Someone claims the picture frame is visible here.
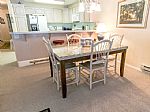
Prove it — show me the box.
[117,0,150,28]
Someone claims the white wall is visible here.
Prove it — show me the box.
[97,0,150,69]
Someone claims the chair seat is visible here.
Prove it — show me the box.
[80,60,105,70]
[57,62,76,69]
[108,55,116,61]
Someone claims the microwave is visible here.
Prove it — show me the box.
[72,13,80,22]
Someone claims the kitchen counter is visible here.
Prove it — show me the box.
[10,30,96,67]
[10,30,96,35]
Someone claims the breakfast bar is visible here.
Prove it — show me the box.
[10,30,96,67]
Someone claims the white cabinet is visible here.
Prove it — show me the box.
[15,17,28,32]
[7,3,28,32]
[84,12,90,22]
[12,4,25,16]
[45,8,54,23]
[25,7,45,14]
[63,8,69,23]
[53,9,63,23]
[25,7,36,14]
[34,8,45,14]
[25,7,63,23]
[69,4,91,22]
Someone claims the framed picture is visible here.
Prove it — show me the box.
[117,0,150,28]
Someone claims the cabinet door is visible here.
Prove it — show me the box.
[25,7,36,14]
[15,17,28,32]
[84,12,90,22]
[53,9,63,23]
[35,8,45,14]
[63,8,69,23]
[12,4,25,16]
[70,6,80,22]
[45,8,54,23]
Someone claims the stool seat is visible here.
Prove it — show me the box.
[53,40,64,45]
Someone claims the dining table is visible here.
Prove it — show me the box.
[50,45,128,98]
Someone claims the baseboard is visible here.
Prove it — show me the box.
[17,57,49,67]
[117,60,141,72]
[125,63,141,72]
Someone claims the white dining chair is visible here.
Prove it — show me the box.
[42,37,79,91]
[79,40,113,89]
[80,37,94,47]
[108,34,124,74]
[66,34,82,46]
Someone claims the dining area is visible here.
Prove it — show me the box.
[42,33,128,98]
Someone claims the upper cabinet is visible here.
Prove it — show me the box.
[7,3,28,32]
[53,9,63,23]
[63,8,69,23]
[25,7,36,14]
[12,4,25,16]
[25,7,63,23]
[34,8,45,14]
[45,8,54,23]
[25,7,45,14]
[69,4,91,22]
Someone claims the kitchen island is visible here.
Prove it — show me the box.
[10,30,96,67]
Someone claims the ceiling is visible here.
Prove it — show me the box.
[11,0,78,5]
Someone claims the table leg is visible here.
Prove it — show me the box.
[49,56,53,77]
[120,50,127,77]
[60,61,67,98]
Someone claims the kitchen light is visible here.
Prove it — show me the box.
[34,0,64,5]
[79,0,101,13]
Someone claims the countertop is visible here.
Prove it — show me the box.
[10,30,96,35]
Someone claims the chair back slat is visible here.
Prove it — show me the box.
[90,40,113,69]
[66,34,82,46]
[109,34,124,48]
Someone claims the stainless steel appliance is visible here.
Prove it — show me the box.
[26,14,48,31]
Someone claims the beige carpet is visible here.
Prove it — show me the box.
[0,51,150,112]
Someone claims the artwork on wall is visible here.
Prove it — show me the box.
[0,17,5,24]
[117,0,149,28]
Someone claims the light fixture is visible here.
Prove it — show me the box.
[34,0,64,5]
[79,0,101,13]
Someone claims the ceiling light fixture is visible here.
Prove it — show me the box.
[34,0,64,5]
[79,0,101,13]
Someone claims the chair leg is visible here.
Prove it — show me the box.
[79,65,81,83]
[89,71,93,90]
[52,68,55,83]
[104,64,107,84]
[75,68,79,86]
[114,54,118,74]
[57,71,60,91]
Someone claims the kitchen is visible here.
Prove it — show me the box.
[8,0,98,32]
[7,0,99,67]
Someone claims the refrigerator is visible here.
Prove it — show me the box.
[26,14,48,31]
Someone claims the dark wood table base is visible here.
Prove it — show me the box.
[50,47,128,98]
